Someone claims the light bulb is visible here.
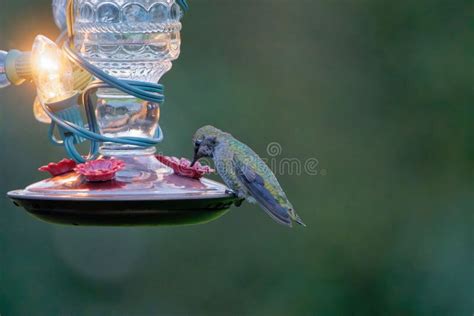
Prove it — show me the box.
[31,35,84,144]
[33,64,92,124]
[32,35,74,104]
[0,36,92,125]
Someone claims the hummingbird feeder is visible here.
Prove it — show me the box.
[3,0,238,226]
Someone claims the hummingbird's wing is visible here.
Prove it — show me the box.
[233,157,292,227]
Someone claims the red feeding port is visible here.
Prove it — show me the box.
[39,159,77,177]
[75,159,125,182]
[156,154,214,179]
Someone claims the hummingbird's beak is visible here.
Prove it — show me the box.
[191,147,199,167]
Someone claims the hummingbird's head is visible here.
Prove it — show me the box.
[191,125,224,166]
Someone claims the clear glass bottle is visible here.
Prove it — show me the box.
[73,0,182,155]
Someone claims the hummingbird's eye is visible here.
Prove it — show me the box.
[195,139,202,147]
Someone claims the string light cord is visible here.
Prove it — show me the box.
[63,44,166,104]
[177,0,189,12]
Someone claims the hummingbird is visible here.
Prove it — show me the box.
[191,125,305,227]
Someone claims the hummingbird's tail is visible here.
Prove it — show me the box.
[290,209,306,227]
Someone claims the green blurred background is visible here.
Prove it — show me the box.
[1,0,474,315]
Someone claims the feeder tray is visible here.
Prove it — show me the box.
[8,155,238,226]
[3,0,240,227]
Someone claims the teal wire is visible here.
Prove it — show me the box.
[64,45,165,104]
[177,0,189,11]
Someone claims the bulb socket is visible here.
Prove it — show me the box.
[5,50,32,85]
[45,92,85,144]
[45,92,80,113]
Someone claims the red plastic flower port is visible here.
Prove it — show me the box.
[75,159,125,182]
[156,154,214,179]
[39,159,77,177]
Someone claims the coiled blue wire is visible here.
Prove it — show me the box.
[177,0,189,12]
[63,45,166,105]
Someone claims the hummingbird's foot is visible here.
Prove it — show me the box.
[224,189,244,207]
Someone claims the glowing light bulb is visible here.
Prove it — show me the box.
[33,65,92,124]
[32,35,74,104]
[31,35,84,144]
